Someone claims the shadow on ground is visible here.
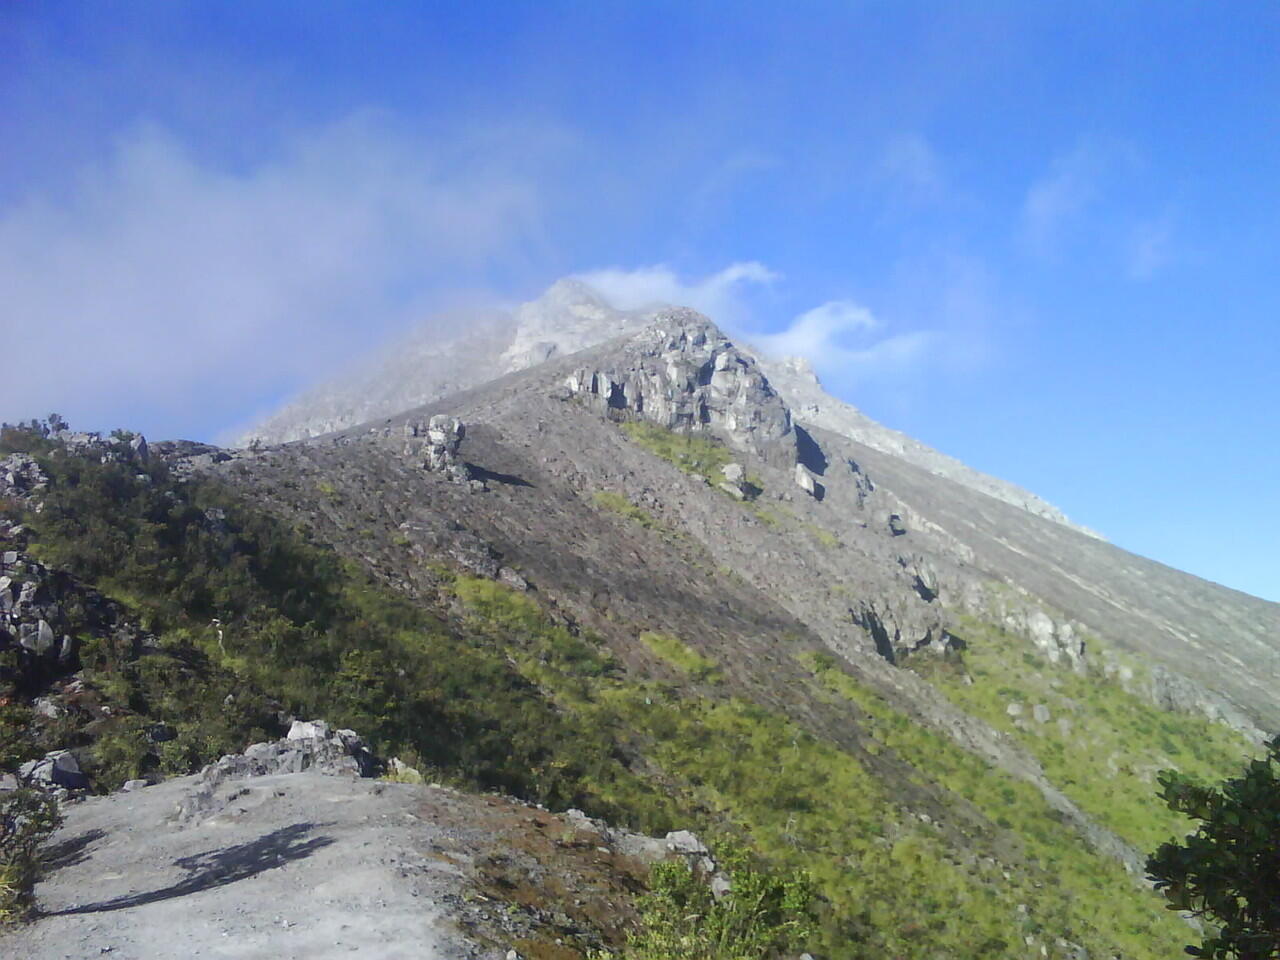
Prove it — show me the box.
[47,822,334,916]
[41,829,107,871]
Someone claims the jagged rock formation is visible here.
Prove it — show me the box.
[563,310,792,457]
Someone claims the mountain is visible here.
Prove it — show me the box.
[3,302,1278,958]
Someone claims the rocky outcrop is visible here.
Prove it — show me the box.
[851,596,953,664]
[1,453,49,498]
[1,549,89,686]
[403,414,476,485]
[564,310,793,458]
[178,719,377,823]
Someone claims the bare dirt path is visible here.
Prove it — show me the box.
[1,773,480,959]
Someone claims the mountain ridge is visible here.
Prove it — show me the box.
[237,278,1097,538]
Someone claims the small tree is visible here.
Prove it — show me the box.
[1147,736,1280,959]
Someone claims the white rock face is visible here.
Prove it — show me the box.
[794,463,817,496]
[563,310,792,456]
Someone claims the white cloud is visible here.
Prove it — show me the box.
[753,300,935,386]
[0,113,551,438]
[575,261,780,326]
[576,264,945,394]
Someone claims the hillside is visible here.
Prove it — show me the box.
[2,308,1278,958]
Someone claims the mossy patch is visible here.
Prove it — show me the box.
[592,491,660,530]
[638,632,718,681]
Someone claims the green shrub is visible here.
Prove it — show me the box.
[0,788,62,925]
[603,844,815,960]
[1147,736,1280,960]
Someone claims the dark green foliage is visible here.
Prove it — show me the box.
[0,788,63,923]
[1147,737,1280,959]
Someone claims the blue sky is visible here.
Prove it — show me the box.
[2,2,1278,601]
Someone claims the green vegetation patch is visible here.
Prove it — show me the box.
[800,651,1192,959]
[638,631,718,681]
[619,422,735,479]
[912,616,1259,854]
[592,491,660,530]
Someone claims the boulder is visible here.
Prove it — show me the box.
[288,719,332,741]
[180,723,378,822]
[21,750,90,790]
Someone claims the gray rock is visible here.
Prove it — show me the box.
[718,481,746,500]
[710,874,733,901]
[180,723,378,822]
[721,462,744,484]
[19,620,58,656]
[794,464,816,496]
[564,311,793,458]
[288,719,332,741]
[22,750,90,790]
[121,779,150,792]
[1006,702,1024,718]
[2,551,16,566]
[664,829,709,855]
[1032,704,1051,724]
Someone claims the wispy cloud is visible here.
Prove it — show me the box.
[0,113,556,438]
[753,300,935,387]
[877,133,945,205]
[1019,139,1175,278]
[575,262,780,326]
[1125,215,1175,280]
[1020,143,1107,256]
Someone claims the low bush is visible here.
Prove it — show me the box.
[0,788,62,925]
[602,843,815,960]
